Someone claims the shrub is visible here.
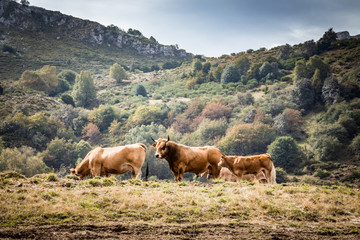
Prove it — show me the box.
[18,65,58,95]
[134,84,147,97]
[45,173,58,182]
[74,140,92,159]
[132,105,165,126]
[82,123,101,144]
[88,105,117,131]
[0,146,49,177]
[60,94,75,107]
[349,135,360,159]
[267,136,304,173]
[275,167,289,183]
[218,123,276,155]
[57,70,77,84]
[43,137,76,170]
[110,63,128,83]
[221,64,240,83]
[200,101,232,120]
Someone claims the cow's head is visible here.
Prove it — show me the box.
[218,154,227,167]
[152,136,170,159]
[70,168,78,176]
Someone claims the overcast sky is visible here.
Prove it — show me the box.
[29,0,360,57]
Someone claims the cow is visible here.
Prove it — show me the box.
[151,137,222,182]
[218,153,276,184]
[219,167,267,183]
[70,143,149,180]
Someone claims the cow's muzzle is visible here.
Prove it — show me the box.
[155,153,161,158]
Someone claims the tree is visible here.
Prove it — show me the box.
[72,71,96,108]
[220,64,240,83]
[317,28,337,53]
[267,136,304,173]
[191,59,202,75]
[277,44,292,60]
[322,76,344,106]
[274,109,303,138]
[299,40,317,59]
[135,84,147,97]
[43,137,76,169]
[110,63,128,83]
[234,55,250,76]
[292,78,315,111]
[60,94,75,107]
[202,62,211,74]
[212,64,225,82]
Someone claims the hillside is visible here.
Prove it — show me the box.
[0,1,360,188]
[0,0,192,81]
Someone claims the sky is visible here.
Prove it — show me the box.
[29,0,360,57]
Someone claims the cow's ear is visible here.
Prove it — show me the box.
[152,142,156,147]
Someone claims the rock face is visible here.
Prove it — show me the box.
[0,0,191,59]
[336,31,350,40]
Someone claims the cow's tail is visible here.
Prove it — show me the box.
[266,153,276,184]
[270,161,277,184]
[138,143,149,181]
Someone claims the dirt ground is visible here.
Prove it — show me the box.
[0,222,359,240]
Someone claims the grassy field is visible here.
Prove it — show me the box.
[0,172,359,239]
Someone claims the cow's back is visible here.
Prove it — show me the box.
[99,144,145,170]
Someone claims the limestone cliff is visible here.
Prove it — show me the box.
[0,0,191,59]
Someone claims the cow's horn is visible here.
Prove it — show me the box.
[151,137,156,142]
[167,135,170,141]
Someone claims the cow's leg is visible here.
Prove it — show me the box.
[133,167,142,179]
[209,163,221,179]
[263,169,271,184]
[92,163,102,177]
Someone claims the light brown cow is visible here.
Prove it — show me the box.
[70,143,149,180]
[219,167,267,183]
[218,153,276,184]
[152,137,222,182]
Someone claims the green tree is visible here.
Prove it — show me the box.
[202,62,211,74]
[212,65,225,82]
[43,137,76,169]
[57,70,77,85]
[220,64,240,84]
[191,59,203,75]
[110,63,128,83]
[74,140,92,160]
[72,71,96,108]
[267,136,304,173]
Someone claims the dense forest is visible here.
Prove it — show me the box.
[1,2,360,186]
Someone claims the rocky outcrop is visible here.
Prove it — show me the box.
[0,0,191,59]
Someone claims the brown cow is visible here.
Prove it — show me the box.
[219,167,267,183]
[70,143,149,180]
[218,153,276,184]
[151,137,222,182]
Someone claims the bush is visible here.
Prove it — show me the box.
[221,64,240,83]
[350,135,360,159]
[18,65,58,95]
[132,105,166,126]
[218,123,276,155]
[57,70,77,84]
[45,173,58,182]
[0,146,49,177]
[60,94,75,107]
[110,63,128,83]
[88,105,117,131]
[275,167,289,183]
[200,101,232,120]
[267,136,304,173]
[292,78,315,111]
[43,137,76,170]
[134,84,147,97]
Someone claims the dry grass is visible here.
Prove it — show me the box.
[1,174,359,230]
